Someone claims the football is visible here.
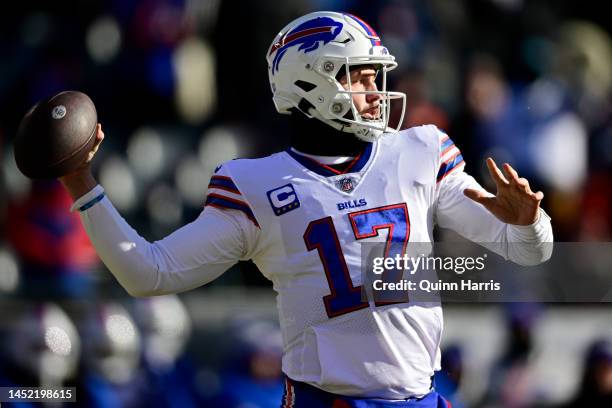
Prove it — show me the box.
[14,90,98,179]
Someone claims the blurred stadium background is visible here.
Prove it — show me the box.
[1,0,611,407]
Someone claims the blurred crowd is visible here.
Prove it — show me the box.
[0,294,285,408]
[0,0,611,407]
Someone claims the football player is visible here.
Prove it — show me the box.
[60,11,553,408]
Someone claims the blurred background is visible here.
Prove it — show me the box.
[1,0,611,407]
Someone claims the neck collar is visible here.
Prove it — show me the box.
[286,143,373,177]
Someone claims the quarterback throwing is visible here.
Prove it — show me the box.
[60,11,552,408]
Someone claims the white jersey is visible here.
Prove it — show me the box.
[72,124,553,399]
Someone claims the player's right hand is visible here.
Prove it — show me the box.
[85,123,104,165]
[59,123,104,200]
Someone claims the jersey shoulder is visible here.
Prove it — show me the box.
[214,151,286,179]
[205,152,286,228]
[381,124,446,153]
[380,124,465,183]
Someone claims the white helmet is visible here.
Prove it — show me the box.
[267,11,406,142]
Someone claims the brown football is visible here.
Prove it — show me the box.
[14,90,98,179]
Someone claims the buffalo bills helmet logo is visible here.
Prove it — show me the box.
[270,17,343,74]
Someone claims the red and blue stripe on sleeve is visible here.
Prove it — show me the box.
[437,133,465,183]
[205,175,260,227]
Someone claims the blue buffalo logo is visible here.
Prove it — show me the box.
[270,17,343,74]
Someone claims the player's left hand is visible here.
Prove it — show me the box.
[464,158,543,226]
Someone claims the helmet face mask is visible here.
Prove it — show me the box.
[267,11,406,142]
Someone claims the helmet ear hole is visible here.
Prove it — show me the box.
[335,65,347,82]
[297,98,316,116]
[294,80,317,92]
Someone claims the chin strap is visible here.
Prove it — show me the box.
[293,103,385,143]
[306,107,349,132]
[307,105,387,142]
[309,106,380,141]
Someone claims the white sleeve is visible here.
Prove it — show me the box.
[71,185,260,297]
[433,132,553,266]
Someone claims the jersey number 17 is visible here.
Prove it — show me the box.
[304,203,410,318]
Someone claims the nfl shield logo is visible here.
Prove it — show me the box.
[337,177,355,193]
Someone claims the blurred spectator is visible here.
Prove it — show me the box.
[580,119,612,241]
[479,303,543,408]
[465,53,535,179]
[561,339,612,408]
[579,171,612,241]
[6,180,99,298]
[0,130,6,235]
[391,67,450,131]
[205,317,284,408]
[132,295,203,408]
[0,245,20,294]
[0,302,80,390]
[75,301,149,408]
